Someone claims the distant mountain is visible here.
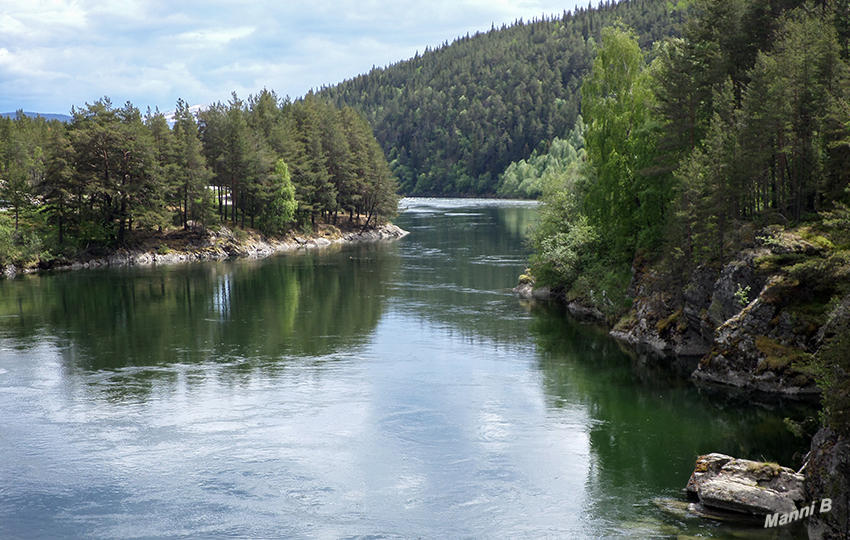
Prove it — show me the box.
[161,104,209,127]
[319,0,687,196]
[1,111,72,122]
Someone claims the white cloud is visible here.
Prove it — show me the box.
[177,26,257,48]
[0,14,29,35]
[1,1,88,40]
[0,0,584,114]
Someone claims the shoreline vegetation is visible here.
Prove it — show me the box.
[1,91,400,278]
[507,0,850,534]
[1,219,409,279]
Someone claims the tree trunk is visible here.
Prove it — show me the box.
[183,184,189,229]
[118,198,127,244]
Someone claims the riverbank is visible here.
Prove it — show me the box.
[518,225,845,396]
[516,224,850,537]
[2,222,409,279]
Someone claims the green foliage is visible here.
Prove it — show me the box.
[64,98,166,245]
[528,161,596,289]
[822,189,850,247]
[0,89,399,268]
[654,0,850,278]
[527,0,850,351]
[568,257,634,321]
[258,159,297,235]
[319,0,686,195]
[735,283,751,306]
[496,118,586,199]
[671,83,740,267]
[533,211,598,288]
[0,216,45,267]
[169,98,214,230]
[581,24,672,260]
[199,91,398,229]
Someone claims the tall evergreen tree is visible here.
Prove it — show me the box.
[172,99,215,229]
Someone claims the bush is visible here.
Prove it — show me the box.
[233,228,248,243]
[0,221,46,267]
[567,257,633,322]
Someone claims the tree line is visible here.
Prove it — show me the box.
[319,0,687,196]
[0,91,399,265]
[531,0,850,290]
[529,0,850,434]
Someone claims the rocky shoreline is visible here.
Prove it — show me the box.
[515,226,850,538]
[516,228,833,396]
[2,223,409,279]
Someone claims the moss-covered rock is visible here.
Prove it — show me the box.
[692,275,819,394]
[815,293,850,437]
[805,428,850,539]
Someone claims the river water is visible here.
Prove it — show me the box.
[0,198,815,539]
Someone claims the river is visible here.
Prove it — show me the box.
[0,198,815,539]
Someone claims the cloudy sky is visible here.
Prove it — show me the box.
[0,0,583,115]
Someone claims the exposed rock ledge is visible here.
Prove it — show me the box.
[513,281,553,302]
[685,453,805,517]
[612,232,826,395]
[3,223,409,277]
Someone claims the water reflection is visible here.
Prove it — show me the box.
[0,244,399,397]
[529,302,815,538]
[0,199,818,539]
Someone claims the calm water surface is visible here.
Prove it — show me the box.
[0,198,814,539]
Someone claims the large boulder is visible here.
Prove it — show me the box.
[686,453,805,516]
[805,429,850,539]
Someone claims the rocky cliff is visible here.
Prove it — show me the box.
[519,225,850,536]
[806,428,850,539]
[610,227,836,396]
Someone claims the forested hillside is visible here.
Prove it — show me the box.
[319,0,687,196]
[0,92,399,267]
[531,0,850,298]
[528,0,850,487]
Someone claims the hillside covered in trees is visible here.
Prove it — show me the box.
[520,2,850,532]
[319,0,688,196]
[0,92,399,267]
[531,0,850,312]
[526,3,850,524]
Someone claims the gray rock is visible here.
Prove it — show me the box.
[3,223,410,279]
[699,478,798,515]
[513,282,552,301]
[343,224,410,243]
[567,301,605,322]
[707,256,764,327]
[692,275,818,395]
[513,282,534,299]
[686,453,805,517]
[683,265,719,342]
[805,428,850,539]
[759,228,825,256]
